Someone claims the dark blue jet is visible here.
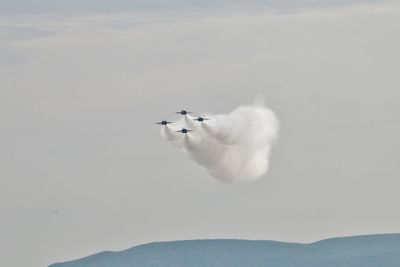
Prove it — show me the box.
[176,128,194,134]
[155,120,173,125]
[193,116,210,122]
[176,110,193,115]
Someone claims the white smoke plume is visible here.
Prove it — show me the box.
[160,99,279,183]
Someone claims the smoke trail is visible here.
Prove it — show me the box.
[161,100,279,183]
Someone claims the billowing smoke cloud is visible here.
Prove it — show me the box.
[160,100,279,183]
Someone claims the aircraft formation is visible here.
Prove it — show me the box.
[155,110,210,134]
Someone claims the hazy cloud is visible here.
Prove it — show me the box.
[0,26,53,41]
[0,45,21,65]
[0,0,383,15]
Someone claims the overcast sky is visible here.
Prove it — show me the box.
[1,1,400,267]
[0,0,383,14]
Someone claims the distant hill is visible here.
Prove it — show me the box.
[50,234,400,267]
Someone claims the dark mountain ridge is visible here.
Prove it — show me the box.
[50,233,400,267]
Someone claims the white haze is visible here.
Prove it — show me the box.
[161,99,279,183]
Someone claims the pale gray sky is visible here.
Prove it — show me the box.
[0,0,382,14]
[1,1,400,267]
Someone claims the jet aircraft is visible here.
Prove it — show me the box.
[193,116,210,122]
[155,120,173,125]
[176,128,194,134]
[176,110,193,115]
